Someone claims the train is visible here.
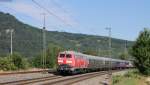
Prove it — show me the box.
[57,51,133,74]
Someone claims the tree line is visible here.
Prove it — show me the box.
[0,43,64,71]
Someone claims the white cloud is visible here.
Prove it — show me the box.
[0,0,78,27]
[2,1,43,21]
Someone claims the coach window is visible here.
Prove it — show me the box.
[66,54,72,58]
[60,54,65,58]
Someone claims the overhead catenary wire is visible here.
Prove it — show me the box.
[32,0,72,26]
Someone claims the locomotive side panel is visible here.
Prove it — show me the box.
[74,54,89,69]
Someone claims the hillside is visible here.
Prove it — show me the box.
[0,12,133,58]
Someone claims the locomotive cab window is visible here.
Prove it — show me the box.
[66,54,72,58]
[60,54,65,58]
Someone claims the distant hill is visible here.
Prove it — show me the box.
[0,12,134,58]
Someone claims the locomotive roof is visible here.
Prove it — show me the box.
[60,51,130,63]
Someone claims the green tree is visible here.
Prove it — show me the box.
[33,43,64,69]
[11,53,30,69]
[119,52,129,60]
[131,28,150,75]
[46,44,64,68]
[32,55,43,68]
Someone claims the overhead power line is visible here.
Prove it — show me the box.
[32,0,71,26]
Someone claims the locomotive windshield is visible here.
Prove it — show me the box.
[66,54,72,58]
[60,54,65,58]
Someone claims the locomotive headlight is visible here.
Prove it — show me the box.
[66,60,72,63]
[58,60,63,63]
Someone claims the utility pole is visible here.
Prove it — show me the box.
[41,13,46,70]
[124,40,128,60]
[6,29,14,55]
[105,27,112,74]
[98,48,101,56]
[124,40,127,54]
[5,29,14,71]
[10,29,14,55]
[103,27,112,85]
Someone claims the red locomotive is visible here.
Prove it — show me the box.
[57,51,133,74]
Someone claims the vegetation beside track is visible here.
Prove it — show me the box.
[131,28,150,75]
[0,53,29,71]
[112,70,148,85]
[0,43,63,71]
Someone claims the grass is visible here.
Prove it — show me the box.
[112,70,147,85]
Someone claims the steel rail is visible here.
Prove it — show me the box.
[43,71,107,85]
[0,70,122,85]
[0,69,54,76]
[44,70,120,85]
[0,75,62,85]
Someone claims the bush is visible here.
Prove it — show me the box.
[0,53,30,71]
[124,70,140,79]
[112,75,122,84]
[11,53,30,70]
[0,57,17,71]
[32,55,43,68]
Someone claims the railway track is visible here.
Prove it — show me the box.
[0,75,62,85]
[0,69,53,76]
[34,70,119,85]
[0,70,120,85]
[0,72,102,85]
[44,71,107,85]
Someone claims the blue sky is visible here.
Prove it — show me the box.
[0,0,150,41]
